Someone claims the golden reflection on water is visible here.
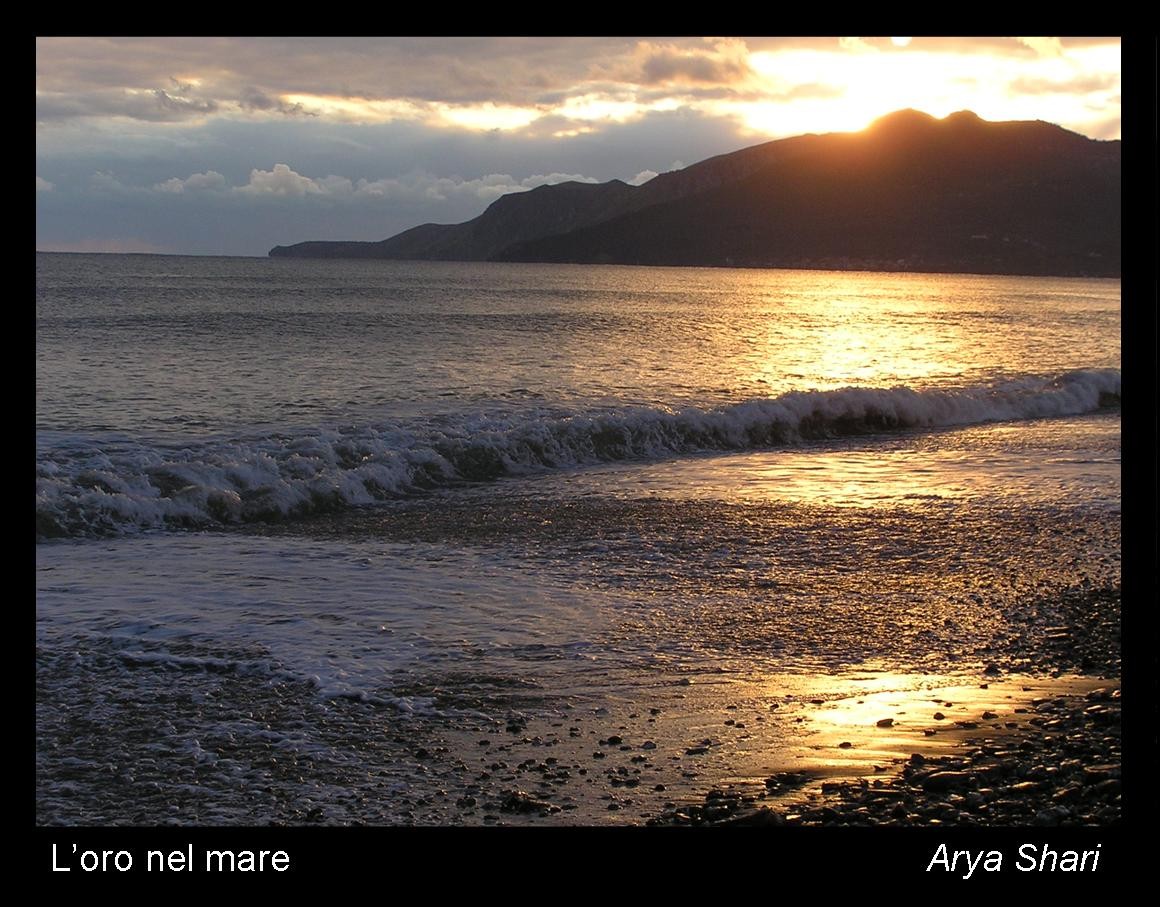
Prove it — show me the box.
[726,672,1112,783]
[564,414,1120,508]
[730,269,1118,396]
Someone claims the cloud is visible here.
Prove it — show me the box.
[89,171,126,192]
[636,39,754,86]
[34,37,1122,260]
[239,87,315,117]
[154,86,218,116]
[36,176,54,192]
[37,88,223,124]
[35,37,640,121]
[838,37,880,54]
[226,163,604,205]
[627,159,687,185]
[236,163,327,197]
[1015,37,1064,57]
[1009,73,1119,95]
[354,171,600,204]
[154,170,227,193]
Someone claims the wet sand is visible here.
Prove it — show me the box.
[422,669,1119,826]
[36,580,1120,827]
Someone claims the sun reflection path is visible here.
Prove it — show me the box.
[744,271,997,394]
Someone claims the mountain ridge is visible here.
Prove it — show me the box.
[269,110,1120,278]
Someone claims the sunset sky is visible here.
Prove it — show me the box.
[35,37,1122,257]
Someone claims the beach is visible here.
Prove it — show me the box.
[36,254,1120,826]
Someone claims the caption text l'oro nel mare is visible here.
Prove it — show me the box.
[52,843,290,873]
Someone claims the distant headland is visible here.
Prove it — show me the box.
[270,110,1120,278]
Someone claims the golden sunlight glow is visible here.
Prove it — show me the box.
[34,37,1121,145]
[555,94,642,123]
[552,126,596,138]
[736,44,1120,138]
[436,102,540,131]
[194,39,1122,143]
[280,94,428,123]
[262,40,1119,141]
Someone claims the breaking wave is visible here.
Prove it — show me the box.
[36,369,1120,539]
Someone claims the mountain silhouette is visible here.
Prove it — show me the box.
[269,110,1120,278]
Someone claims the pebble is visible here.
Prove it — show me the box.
[498,790,556,815]
[922,771,972,791]
[655,683,1120,827]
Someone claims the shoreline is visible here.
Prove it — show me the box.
[36,577,1120,827]
[649,676,1121,826]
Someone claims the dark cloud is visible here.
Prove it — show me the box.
[37,89,217,124]
[239,87,316,117]
[41,37,859,119]
[640,47,752,85]
[36,36,1122,106]
[154,88,218,116]
[36,36,644,113]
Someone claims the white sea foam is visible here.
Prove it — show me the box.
[37,535,606,707]
[35,369,1120,538]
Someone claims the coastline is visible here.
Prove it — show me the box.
[37,582,1119,827]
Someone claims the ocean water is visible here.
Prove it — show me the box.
[35,253,1120,825]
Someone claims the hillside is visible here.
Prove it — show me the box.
[270,110,1120,278]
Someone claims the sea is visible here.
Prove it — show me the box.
[35,252,1121,825]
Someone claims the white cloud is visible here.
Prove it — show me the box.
[465,171,599,201]
[151,163,605,205]
[154,170,227,193]
[325,170,600,204]
[89,171,126,192]
[838,37,879,54]
[315,174,355,196]
[522,172,599,188]
[1016,37,1064,58]
[629,159,686,185]
[236,163,326,196]
[36,176,54,192]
